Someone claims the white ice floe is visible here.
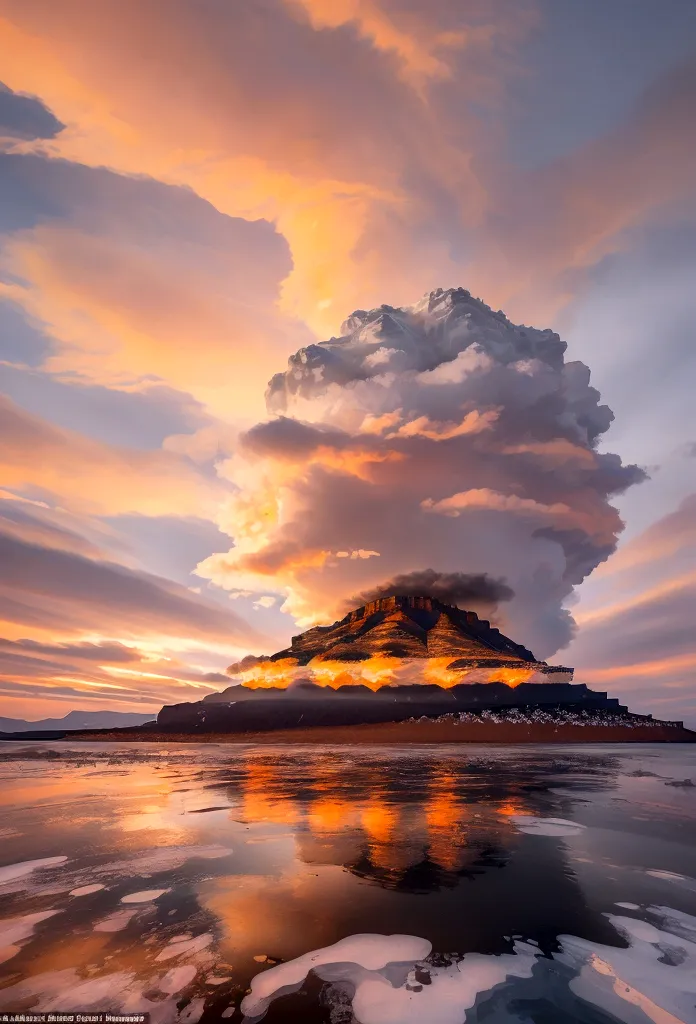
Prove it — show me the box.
[93,909,140,933]
[120,888,170,904]
[647,869,686,882]
[0,910,58,965]
[69,884,105,897]
[0,856,68,884]
[510,815,586,837]
[155,933,213,961]
[615,902,640,910]
[241,934,431,1019]
[159,964,197,995]
[558,905,696,1024]
[242,906,696,1024]
[351,947,539,1024]
[0,965,206,1023]
[241,934,540,1023]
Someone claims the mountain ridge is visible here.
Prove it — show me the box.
[0,710,157,733]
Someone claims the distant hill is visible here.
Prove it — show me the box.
[0,709,157,733]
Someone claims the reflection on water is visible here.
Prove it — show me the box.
[0,742,695,1022]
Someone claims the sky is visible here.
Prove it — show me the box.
[0,0,694,725]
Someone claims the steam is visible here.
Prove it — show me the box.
[198,287,646,657]
[351,569,513,613]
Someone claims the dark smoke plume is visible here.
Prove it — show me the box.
[351,569,514,612]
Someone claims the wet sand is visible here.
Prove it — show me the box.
[73,720,696,744]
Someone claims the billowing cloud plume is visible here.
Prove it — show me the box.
[351,569,513,614]
[198,287,646,657]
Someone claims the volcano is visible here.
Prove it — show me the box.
[152,596,693,741]
[268,596,568,672]
[227,595,573,684]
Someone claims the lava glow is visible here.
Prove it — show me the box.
[236,657,539,691]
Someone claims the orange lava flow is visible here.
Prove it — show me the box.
[485,667,536,687]
[237,657,537,690]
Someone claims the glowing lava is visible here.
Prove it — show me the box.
[237,657,539,691]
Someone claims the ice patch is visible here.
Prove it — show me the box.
[0,910,58,965]
[647,870,686,882]
[510,816,586,837]
[350,946,539,1024]
[155,934,214,961]
[241,934,431,1019]
[160,964,197,995]
[558,906,696,1024]
[93,909,140,933]
[241,934,541,1023]
[120,889,170,904]
[0,965,207,1022]
[0,856,68,884]
[615,902,640,910]
[70,884,105,897]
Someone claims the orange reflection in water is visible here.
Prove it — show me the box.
[306,796,356,833]
[239,758,301,825]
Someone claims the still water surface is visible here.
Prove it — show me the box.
[0,741,695,1023]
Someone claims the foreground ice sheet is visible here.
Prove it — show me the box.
[241,906,696,1024]
[0,856,68,884]
[559,906,696,1024]
[241,934,432,1018]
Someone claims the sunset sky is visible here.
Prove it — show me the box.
[1,0,695,725]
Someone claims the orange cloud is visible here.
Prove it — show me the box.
[467,60,696,322]
[0,0,529,337]
[0,636,237,720]
[583,653,696,683]
[568,494,696,723]
[422,487,571,518]
[390,409,499,440]
[593,494,696,580]
[0,176,306,419]
[282,0,474,86]
[574,572,696,628]
[0,1,692,347]
[0,394,223,517]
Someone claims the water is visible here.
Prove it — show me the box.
[0,741,695,1023]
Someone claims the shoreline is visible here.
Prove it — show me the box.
[22,720,696,745]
